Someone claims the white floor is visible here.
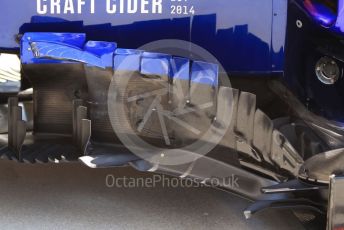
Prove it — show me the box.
[0,160,304,230]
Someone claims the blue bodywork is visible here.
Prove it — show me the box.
[0,0,289,74]
[21,33,116,68]
[21,32,219,86]
[1,0,344,74]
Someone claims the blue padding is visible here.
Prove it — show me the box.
[170,57,190,81]
[191,61,219,86]
[141,52,171,76]
[114,49,142,71]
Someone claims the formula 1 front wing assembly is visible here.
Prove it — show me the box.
[0,32,343,229]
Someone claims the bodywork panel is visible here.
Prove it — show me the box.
[0,0,288,74]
